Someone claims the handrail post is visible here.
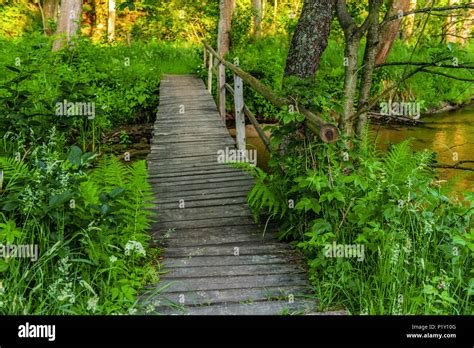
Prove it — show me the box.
[218,63,226,120]
[207,53,213,94]
[203,48,207,68]
[233,73,246,152]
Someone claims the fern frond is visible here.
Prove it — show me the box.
[0,156,30,191]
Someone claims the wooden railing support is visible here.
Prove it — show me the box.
[218,63,226,120]
[233,73,246,152]
[204,42,339,143]
[207,53,213,94]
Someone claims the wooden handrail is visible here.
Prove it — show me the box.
[224,82,272,153]
[204,42,339,143]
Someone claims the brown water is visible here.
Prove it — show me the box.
[230,106,474,192]
[375,107,474,192]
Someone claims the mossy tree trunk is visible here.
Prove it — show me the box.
[284,0,336,79]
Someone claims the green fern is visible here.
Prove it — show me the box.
[383,140,413,185]
[0,156,30,191]
[246,166,286,219]
[118,160,154,242]
[91,155,129,191]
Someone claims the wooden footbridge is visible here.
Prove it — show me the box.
[144,46,342,315]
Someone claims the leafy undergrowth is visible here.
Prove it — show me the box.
[0,35,200,153]
[0,130,160,314]
[0,37,200,314]
[241,121,473,315]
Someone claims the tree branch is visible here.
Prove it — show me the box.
[376,61,474,69]
[418,67,474,82]
[382,3,474,26]
[336,0,356,34]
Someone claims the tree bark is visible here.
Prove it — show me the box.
[108,0,115,41]
[252,0,263,36]
[375,0,409,65]
[52,0,83,51]
[340,40,359,136]
[217,0,235,119]
[357,0,382,137]
[217,0,235,56]
[284,0,336,79]
[43,0,59,36]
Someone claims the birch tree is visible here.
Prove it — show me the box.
[52,0,83,51]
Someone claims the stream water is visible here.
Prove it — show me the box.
[230,106,474,192]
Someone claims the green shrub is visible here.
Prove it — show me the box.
[0,130,157,314]
[243,125,473,314]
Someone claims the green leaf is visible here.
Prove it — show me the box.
[49,192,73,209]
[6,66,20,73]
[108,187,125,199]
[68,146,83,167]
[0,260,9,272]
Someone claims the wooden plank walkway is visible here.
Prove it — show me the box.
[144,75,332,315]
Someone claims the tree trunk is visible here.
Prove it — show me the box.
[108,0,115,41]
[43,0,59,36]
[217,0,235,56]
[403,0,417,42]
[375,0,409,65]
[284,0,336,79]
[217,0,235,119]
[52,0,83,51]
[357,0,382,137]
[252,0,263,36]
[339,40,359,136]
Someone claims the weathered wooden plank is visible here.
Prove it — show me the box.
[163,243,292,258]
[148,167,240,179]
[159,230,278,247]
[153,273,309,293]
[162,254,302,268]
[156,204,251,223]
[149,174,252,187]
[151,178,254,193]
[144,286,311,307]
[153,300,339,315]
[156,196,248,210]
[151,185,254,199]
[152,191,250,204]
[160,263,304,279]
[151,216,257,231]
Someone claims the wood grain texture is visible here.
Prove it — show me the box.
[144,75,338,315]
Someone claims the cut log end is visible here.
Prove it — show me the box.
[319,124,339,143]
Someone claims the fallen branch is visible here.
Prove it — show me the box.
[432,160,474,171]
[368,112,424,125]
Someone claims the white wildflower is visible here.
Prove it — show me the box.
[109,255,118,264]
[124,241,146,257]
[145,304,155,314]
[390,243,400,265]
[87,296,99,312]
